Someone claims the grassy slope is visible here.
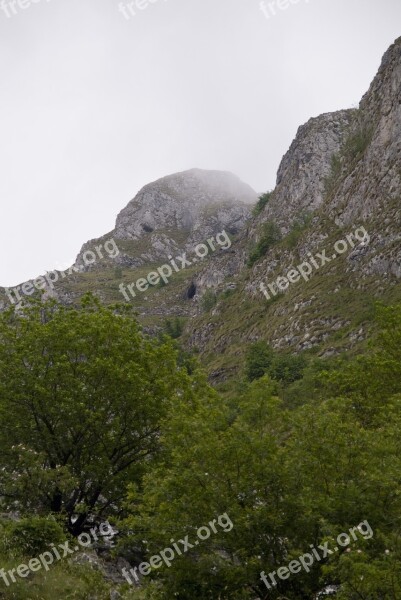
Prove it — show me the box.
[182,214,401,386]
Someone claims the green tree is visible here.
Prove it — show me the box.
[164,316,185,339]
[121,304,401,599]
[122,376,290,600]
[0,295,190,534]
[245,342,306,384]
[268,352,307,384]
[325,303,401,423]
[244,341,274,381]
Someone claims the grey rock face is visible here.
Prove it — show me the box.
[185,37,401,366]
[196,111,354,299]
[2,39,400,373]
[328,37,401,226]
[75,169,257,270]
[322,36,401,281]
[254,110,355,234]
[114,168,256,241]
[236,38,401,292]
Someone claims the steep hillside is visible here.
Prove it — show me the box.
[184,36,401,380]
[0,169,256,324]
[1,38,400,385]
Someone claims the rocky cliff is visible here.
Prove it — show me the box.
[184,36,401,378]
[75,169,256,271]
[252,109,355,234]
[1,38,400,383]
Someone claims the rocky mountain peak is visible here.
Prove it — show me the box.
[360,35,401,121]
[187,37,401,371]
[326,36,401,227]
[114,168,257,241]
[75,169,257,271]
[2,39,400,382]
[259,109,355,233]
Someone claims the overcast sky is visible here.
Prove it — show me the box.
[0,0,400,286]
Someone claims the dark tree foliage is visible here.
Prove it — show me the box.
[0,295,191,534]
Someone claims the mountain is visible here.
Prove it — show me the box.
[1,37,400,385]
[184,36,401,380]
[0,169,257,317]
[75,168,257,272]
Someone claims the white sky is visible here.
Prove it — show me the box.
[0,0,400,286]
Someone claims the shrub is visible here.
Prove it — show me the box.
[284,212,312,249]
[324,153,342,194]
[344,124,373,160]
[0,558,111,600]
[325,117,373,197]
[5,517,66,557]
[245,341,275,382]
[165,317,185,339]
[248,221,281,267]
[222,287,236,299]
[253,191,272,217]
[269,352,307,384]
[245,342,307,384]
[201,290,217,312]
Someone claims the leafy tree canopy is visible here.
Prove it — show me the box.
[0,295,197,534]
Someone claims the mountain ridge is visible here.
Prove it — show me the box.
[1,37,400,384]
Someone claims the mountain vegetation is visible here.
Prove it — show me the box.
[0,36,400,600]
